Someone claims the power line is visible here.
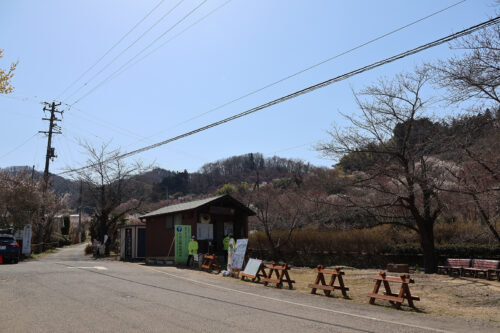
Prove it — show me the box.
[63,104,146,140]
[121,0,468,145]
[62,118,106,141]
[0,133,39,160]
[108,0,233,87]
[71,0,208,105]
[64,0,184,102]
[0,94,149,141]
[59,16,500,175]
[57,0,166,100]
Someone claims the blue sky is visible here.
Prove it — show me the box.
[0,0,496,175]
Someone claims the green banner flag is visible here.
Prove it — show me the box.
[175,225,191,264]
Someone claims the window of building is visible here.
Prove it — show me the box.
[165,215,174,229]
[165,214,182,229]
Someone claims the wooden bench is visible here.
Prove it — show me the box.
[367,271,420,309]
[463,259,499,279]
[308,265,349,297]
[437,258,471,276]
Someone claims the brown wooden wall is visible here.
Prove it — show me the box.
[145,208,249,258]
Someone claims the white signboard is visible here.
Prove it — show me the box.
[22,224,32,256]
[197,223,213,240]
[243,258,262,277]
[231,239,248,269]
[224,222,233,236]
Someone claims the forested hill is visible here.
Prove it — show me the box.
[336,109,499,172]
[2,153,318,208]
[149,153,317,200]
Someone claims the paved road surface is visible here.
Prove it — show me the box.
[0,245,497,332]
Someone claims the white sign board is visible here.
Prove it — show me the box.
[22,224,32,256]
[224,222,233,237]
[243,258,262,277]
[231,239,248,269]
[197,223,213,240]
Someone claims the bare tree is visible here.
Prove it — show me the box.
[69,142,151,254]
[439,111,500,243]
[430,25,500,106]
[244,185,306,259]
[430,24,500,243]
[317,69,448,273]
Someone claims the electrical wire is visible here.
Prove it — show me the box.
[57,0,166,100]
[71,0,208,105]
[267,142,316,156]
[59,16,500,175]
[0,133,39,160]
[64,0,184,102]
[108,0,233,86]
[119,0,468,145]
[64,104,146,140]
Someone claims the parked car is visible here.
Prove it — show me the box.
[0,233,19,264]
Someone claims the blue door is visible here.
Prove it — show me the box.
[137,228,146,258]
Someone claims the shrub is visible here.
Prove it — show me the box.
[84,243,93,255]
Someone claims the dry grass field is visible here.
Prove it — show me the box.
[232,266,500,322]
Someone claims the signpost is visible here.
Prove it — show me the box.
[231,239,248,269]
[175,225,191,264]
[22,224,32,256]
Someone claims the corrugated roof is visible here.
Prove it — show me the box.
[140,195,226,218]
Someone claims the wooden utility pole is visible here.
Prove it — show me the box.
[38,102,63,242]
[39,101,63,192]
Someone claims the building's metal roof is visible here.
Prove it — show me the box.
[139,194,254,219]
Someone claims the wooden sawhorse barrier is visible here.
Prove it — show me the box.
[308,265,349,297]
[367,271,420,309]
[262,262,295,289]
[241,262,268,282]
[200,254,221,273]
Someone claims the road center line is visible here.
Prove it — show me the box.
[66,266,108,270]
[143,266,450,333]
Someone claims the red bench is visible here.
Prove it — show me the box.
[437,258,471,276]
[462,259,499,279]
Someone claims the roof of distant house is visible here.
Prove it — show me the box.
[139,194,255,219]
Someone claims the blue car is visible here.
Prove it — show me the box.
[0,234,20,264]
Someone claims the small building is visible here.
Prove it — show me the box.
[139,194,255,260]
[118,219,146,260]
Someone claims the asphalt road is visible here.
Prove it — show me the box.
[0,245,497,333]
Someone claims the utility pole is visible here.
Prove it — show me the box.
[78,180,82,243]
[39,101,63,192]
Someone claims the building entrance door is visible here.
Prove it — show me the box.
[137,228,146,258]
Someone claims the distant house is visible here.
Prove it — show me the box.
[139,194,255,260]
